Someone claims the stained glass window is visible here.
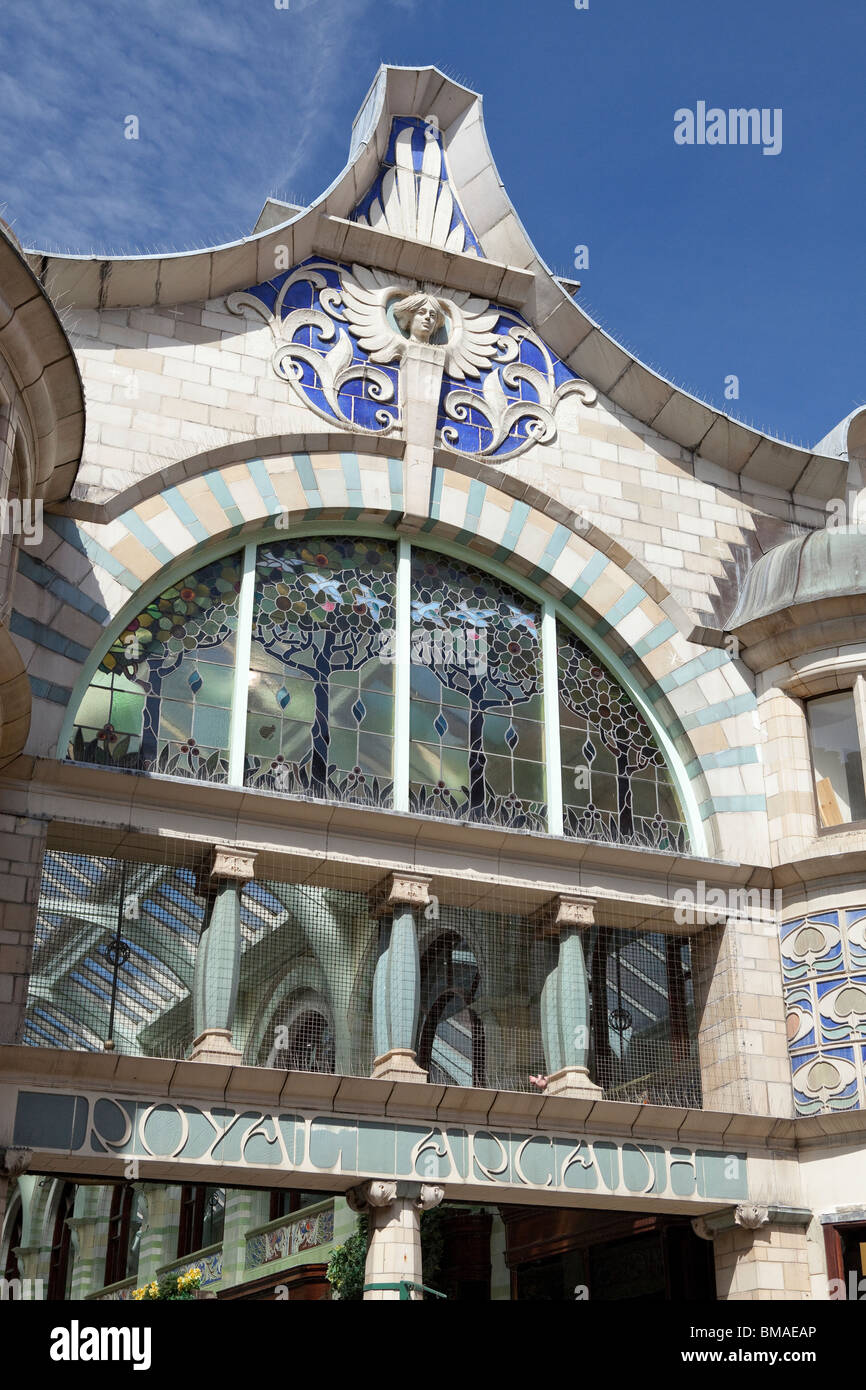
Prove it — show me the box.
[68,553,241,783]
[245,536,396,806]
[409,553,546,829]
[64,536,690,850]
[558,628,688,851]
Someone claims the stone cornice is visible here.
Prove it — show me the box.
[4,1042,863,1157]
[5,754,783,933]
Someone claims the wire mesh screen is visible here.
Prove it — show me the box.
[25,845,702,1108]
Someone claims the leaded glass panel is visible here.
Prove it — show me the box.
[245,537,395,805]
[67,553,241,783]
[409,553,546,829]
[558,628,688,850]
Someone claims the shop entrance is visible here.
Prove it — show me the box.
[500,1207,716,1301]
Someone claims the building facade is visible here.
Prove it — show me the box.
[0,65,864,1302]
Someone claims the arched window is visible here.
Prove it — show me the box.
[47,1183,76,1301]
[2,1198,22,1283]
[409,553,544,829]
[178,1185,225,1258]
[69,552,242,781]
[268,994,336,1074]
[104,1185,142,1287]
[418,933,486,1087]
[246,537,395,804]
[66,536,688,850]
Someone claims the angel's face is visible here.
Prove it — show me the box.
[410,298,440,342]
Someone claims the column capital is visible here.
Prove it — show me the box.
[533,893,596,936]
[346,1180,398,1213]
[346,1180,444,1214]
[369,870,432,919]
[734,1203,770,1231]
[0,1147,32,1180]
[209,846,257,881]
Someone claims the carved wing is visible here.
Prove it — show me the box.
[440,291,506,381]
[339,264,410,364]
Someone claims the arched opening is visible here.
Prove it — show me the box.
[47,1182,76,1301]
[104,1185,143,1287]
[418,932,485,1087]
[267,991,336,1074]
[2,1196,22,1283]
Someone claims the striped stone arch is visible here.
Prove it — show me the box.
[17,448,765,860]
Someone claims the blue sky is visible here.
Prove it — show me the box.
[1,0,863,449]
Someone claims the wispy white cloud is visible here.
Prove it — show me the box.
[0,0,420,254]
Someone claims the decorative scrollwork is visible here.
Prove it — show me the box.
[440,319,597,461]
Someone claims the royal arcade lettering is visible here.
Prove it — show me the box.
[12,1090,748,1203]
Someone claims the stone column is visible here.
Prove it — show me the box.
[369,872,430,1083]
[347,1180,443,1300]
[692,1204,814,1300]
[535,895,603,1100]
[190,847,256,1065]
[67,1214,104,1299]
[135,1185,180,1287]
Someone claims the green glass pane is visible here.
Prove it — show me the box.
[410,666,443,703]
[656,778,682,823]
[357,731,392,777]
[192,704,230,750]
[160,700,193,741]
[509,718,543,761]
[513,758,544,799]
[248,641,285,677]
[360,657,394,695]
[331,683,360,729]
[439,746,469,786]
[410,742,441,782]
[355,690,393,736]
[562,768,591,809]
[485,753,513,795]
[632,777,659,817]
[329,727,357,772]
[591,773,618,813]
[109,691,145,735]
[280,719,311,760]
[194,663,234,707]
[74,688,111,730]
[246,717,278,756]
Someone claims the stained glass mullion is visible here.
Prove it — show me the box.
[228,541,257,785]
[393,537,411,813]
[541,599,563,836]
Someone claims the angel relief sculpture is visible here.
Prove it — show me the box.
[226,260,596,457]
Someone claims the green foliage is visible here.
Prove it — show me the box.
[326,1208,448,1301]
[326,1215,368,1301]
[132,1267,202,1301]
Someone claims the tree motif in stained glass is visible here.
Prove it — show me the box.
[409,554,545,829]
[67,554,242,783]
[559,629,688,851]
[245,537,395,806]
